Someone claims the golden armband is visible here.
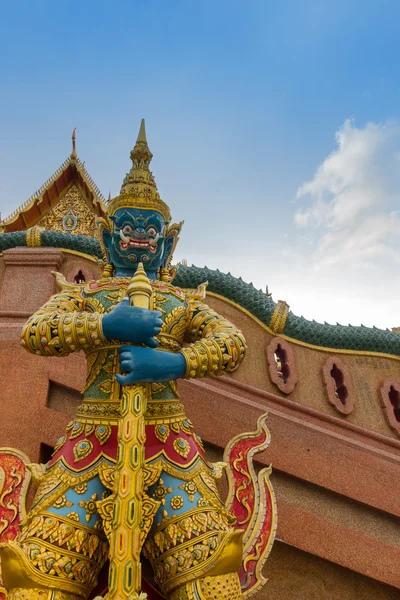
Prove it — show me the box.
[180,339,222,378]
[180,330,246,379]
[20,311,107,356]
[182,298,247,379]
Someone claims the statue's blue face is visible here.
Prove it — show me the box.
[108,208,167,271]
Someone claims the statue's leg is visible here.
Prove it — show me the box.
[0,469,109,600]
[144,468,244,600]
[169,573,242,600]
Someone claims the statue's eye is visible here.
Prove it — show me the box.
[147,227,156,237]
[122,225,132,234]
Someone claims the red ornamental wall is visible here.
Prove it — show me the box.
[0,247,399,600]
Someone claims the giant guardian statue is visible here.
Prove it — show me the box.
[0,121,276,600]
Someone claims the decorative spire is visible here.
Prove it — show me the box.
[70,128,77,160]
[108,119,171,221]
[124,118,154,183]
[137,118,147,143]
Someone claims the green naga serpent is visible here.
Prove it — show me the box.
[0,121,276,600]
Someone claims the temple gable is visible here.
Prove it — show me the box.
[0,131,106,237]
[37,184,97,236]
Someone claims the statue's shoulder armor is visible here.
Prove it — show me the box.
[82,277,130,295]
[181,281,208,302]
[150,279,186,303]
[81,277,130,312]
[52,271,85,296]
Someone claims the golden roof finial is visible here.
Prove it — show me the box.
[70,127,77,160]
[107,119,171,221]
[108,190,112,202]
[137,118,147,143]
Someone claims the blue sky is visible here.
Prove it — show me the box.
[1,1,400,328]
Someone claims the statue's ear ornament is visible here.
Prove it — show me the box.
[161,221,184,282]
[165,264,178,282]
[96,217,114,278]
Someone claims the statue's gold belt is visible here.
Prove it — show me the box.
[76,398,186,423]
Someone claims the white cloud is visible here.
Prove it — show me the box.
[295,119,400,269]
[178,118,400,329]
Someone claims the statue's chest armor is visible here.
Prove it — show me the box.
[82,278,189,350]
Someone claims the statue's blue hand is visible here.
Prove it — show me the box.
[102,298,163,347]
[116,346,186,385]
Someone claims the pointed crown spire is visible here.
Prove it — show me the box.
[137,118,147,142]
[108,119,171,221]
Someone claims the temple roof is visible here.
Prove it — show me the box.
[1,229,399,357]
[1,133,107,234]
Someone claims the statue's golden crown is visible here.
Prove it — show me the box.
[107,119,171,222]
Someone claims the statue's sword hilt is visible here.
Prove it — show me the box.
[108,263,158,600]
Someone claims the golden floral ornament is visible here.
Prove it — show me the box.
[179,480,198,502]
[73,482,88,495]
[73,439,93,462]
[173,437,191,459]
[78,492,99,522]
[170,495,184,510]
[40,515,59,541]
[197,498,209,508]
[95,424,111,445]
[85,423,96,436]
[154,478,173,505]
[155,423,170,443]
[58,521,75,547]
[69,422,85,440]
[53,435,66,453]
[180,419,193,435]
[170,422,180,435]
[53,495,73,509]
[66,511,80,521]
[97,377,113,394]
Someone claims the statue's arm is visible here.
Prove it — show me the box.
[20,290,107,357]
[180,298,247,378]
[115,297,246,386]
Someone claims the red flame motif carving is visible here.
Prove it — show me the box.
[0,448,31,600]
[224,413,277,597]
